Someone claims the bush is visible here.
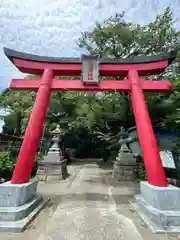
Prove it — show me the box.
[173,137,180,156]
[31,159,38,178]
[9,141,21,160]
[135,156,147,181]
[0,152,15,181]
[31,152,43,177]
[0,151,42,182]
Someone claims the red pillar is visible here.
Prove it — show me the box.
[11,69,54,184]
[129,69,168,187]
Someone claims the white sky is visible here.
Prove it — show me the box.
[0,109,9,132]
[0,0,179,90]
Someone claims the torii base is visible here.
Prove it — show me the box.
[0,179,48,232]
[131,181,180,233]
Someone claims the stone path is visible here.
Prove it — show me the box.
[36,163,143,240]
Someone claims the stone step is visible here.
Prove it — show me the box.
[0,198,48,233]
[135,195,180,226]
[0,195,42,222]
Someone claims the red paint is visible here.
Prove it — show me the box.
[11,79,130,92]
[141,80,172,92]
[11,69,54,184]
[13,57,168,76]
[10,79,41,91]
[129,69,168,187]
[88,60,93,81]
[10,79,172,93]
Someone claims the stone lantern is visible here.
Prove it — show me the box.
[37,124,68,182]
[48,124,63,158]
[112,127,136,181]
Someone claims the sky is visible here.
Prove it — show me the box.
[0,0,180,131]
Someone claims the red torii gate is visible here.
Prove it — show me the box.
[4,48,176,187]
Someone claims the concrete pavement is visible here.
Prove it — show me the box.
[36,163,143,240]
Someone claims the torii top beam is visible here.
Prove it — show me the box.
[4,47,176,76]
[4,47,177,93]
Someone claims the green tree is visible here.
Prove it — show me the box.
[0,109,21,135]
[79,7,180,133]
[0,88,36,135]
[79,8,179,59]
[161,79,180,131]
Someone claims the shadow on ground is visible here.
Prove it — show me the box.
[97,163,113,170]
[68,159,113,169]
[68,158,100,165]
[41,192,139,206]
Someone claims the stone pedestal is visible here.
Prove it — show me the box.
[113,164,136,181]
[0,179,48,232]
[37,124,68,182]
[131,181,180,233]
[37,153,68,182]
[112,143,136,181]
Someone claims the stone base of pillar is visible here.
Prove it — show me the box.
[0,179,48,232]
[112,163,136,181]
[131,181,180,233]
[37,153,68,182]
